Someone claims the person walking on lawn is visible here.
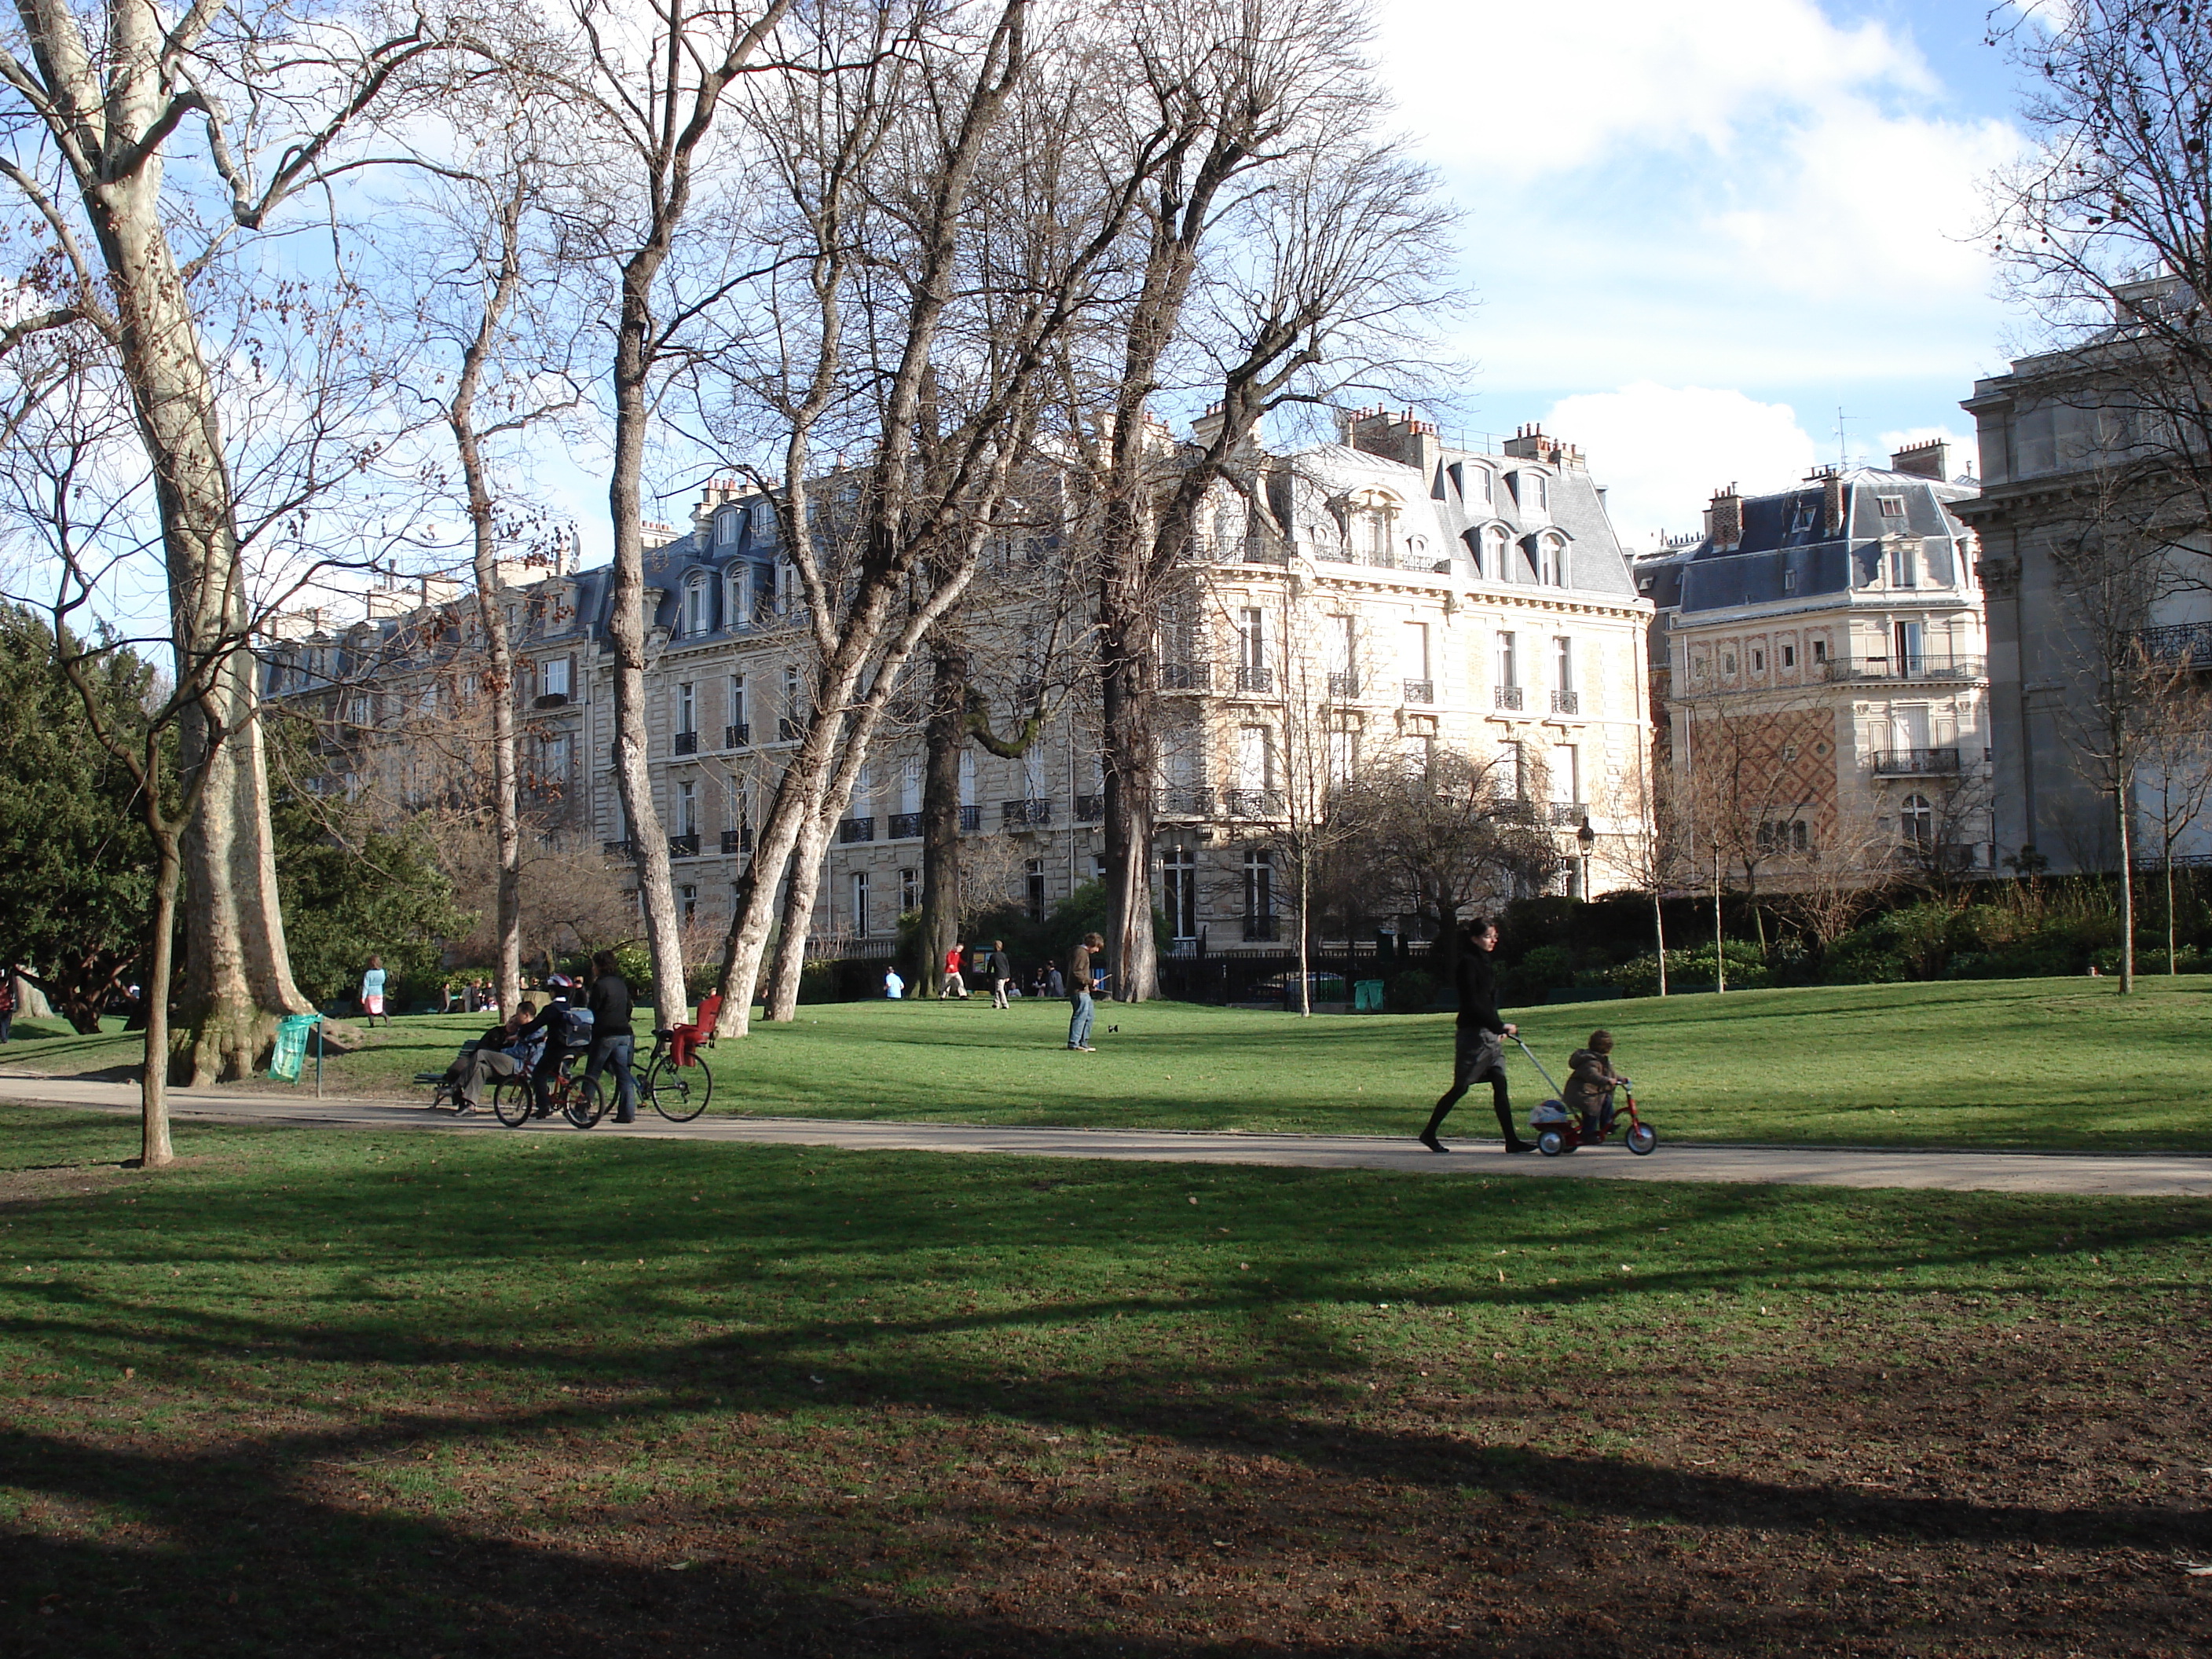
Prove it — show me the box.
[941,940,969,999]
[580,950,639,1126]
[1419,917,1532,1155]
[1065,932,1104,1050]
[988,939,1014,1009]
[358,956,390,1026]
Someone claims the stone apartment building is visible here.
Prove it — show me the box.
[1955,285,2212,874]
[266,408,1655,956]
[1634,442,1992,873]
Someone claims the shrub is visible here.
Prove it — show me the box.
[1603,941,1767,997]
[1386,969,1437,1013]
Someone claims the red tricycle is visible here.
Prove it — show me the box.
[1514,1035,1658,1156]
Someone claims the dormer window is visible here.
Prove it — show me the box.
[716,509,739,547]
[726,566,753,628]
[684,573,710,635]
[1877,494,1907,520]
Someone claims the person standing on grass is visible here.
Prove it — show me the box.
[358,956,389,1027]
[988,939,1014,1009]
[941,940,969,999]
[1419,917,1532,1155]
[1065,932,1104,1051]
[581,950,639,1126]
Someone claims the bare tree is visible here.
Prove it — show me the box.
[1670,694,1827,955]
[1772,810,1894,974]
[0,0,473,1078]
[2137,666,2212,972]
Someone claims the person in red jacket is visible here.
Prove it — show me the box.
[940,940,969,998]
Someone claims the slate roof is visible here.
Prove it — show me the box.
[1672,468,1978,615]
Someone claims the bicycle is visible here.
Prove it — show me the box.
[630,1024,714,1122]
[489,1051,603,1130]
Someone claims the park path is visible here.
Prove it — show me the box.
[2,1072,2208,1197]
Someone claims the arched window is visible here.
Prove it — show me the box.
[1899,793,1933,849]
[716,509,739,547]
[726,566,752,629]
[683,572,711,636]
[1539,534,1567,586]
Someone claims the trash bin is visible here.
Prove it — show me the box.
[1353,980,1385,1013]
[269,1013,322,1082]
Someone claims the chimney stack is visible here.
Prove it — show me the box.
[1705,484,1743,551]
[1888,438,1950,480]
[1501,422,1585,471]
[1345,405,1441,478]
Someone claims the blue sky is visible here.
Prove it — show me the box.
[1374,0,2045,544]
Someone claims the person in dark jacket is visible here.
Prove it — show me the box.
[517,976,583,1118]
[987,940,1014,1009]
[1419,917,1532,1154]
[580,950,639,1124]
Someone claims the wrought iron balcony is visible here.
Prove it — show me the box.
[1002,797,1053,829]
[1159,785,1215,817]
[720,828,751,855]
[667,833,701,858]
[1402,678,1434,705]
[838,815,875,844]
[601,838,632,857]
[2137,621,2212,666]
[1075,793,1104,822]
[1159,662,1211,692]
[531,692,569,710]
[1494,685,1524,710]
[1222,787,1285,818]
[777,717,801,742]
[1234,664,1274,694]
[958,804,980,832]
[672,729,698,755]
[725,721,749,747]
[1327,672,1361,698]
[1872,747,1961,776]
[1822,656,1986,684]
[1548,801,1589,826]
[888,811,923,839]
[1550,689,1579,714]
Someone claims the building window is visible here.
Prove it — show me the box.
[679,883,698,922]
[1812,638,1829,664]
[716,509,738,546]
[676,681,695,737]
[1552,743,1580,808]
[899,868,917,913]
[727,567,753,628]
[1163,844,1197,941]
[1237,724,1274,793]
[1889,544,1917,588]
[676,779,697,837]
[1781,643,1796,668]
[1237,607,1266,675]
[1242,848,1273,937]
[1878,494,1907,519]
[1496,738,1524,798]
[1900,793,1933,850]
[1554,635,1573,691]
[684,573,709,635]
[1751,649,1764,673]
[728,675,745,732]
[1781,743,1798,763]
[542,656,570,698]
[850,870,870,936]
[1495,631,1518,690]
[1783,566,1798,592]
[1025,857,1046,922]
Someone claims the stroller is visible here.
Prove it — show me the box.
[1512,1035,1658,1156]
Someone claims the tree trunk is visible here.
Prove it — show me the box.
[766,812,831,1019]
[918,649,968,997]
[606,266,688,1030]
[455,438,523,1013]
[1099,616,1158,1002]
[1712,844,1727,994]
[1296,853,1312,1017]
[1652,888,1669,997]
[2116,782,2135,994]
[136,833,181,1168]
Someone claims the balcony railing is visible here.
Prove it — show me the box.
[725,721,750,747]
[1402,678,1434,705]
[2137,621,2212,666]
[531,692,569,710]
[1234,663,1275,694]
[1075,793,1104,822]
[888,811,923,839]
[1494,685,1524,710]
[1242,914,1280,943]
[1159,662,1211,692]
[1159,785,1215,817]
[1822,656,1986,684]
[673,729,698,756]
[777,716,801,742]
[838,815,876,844]
[1872,747,1961,776]
[1550,689,1579,715]
[1327,672,1361,698]
[721,828,751,855]
[958,804,980,832]
[601,838,632,857]
[1002,797,1053,829]
[1548,801,1589,826]
[1222,787,1285,818]
[668,833,701,858]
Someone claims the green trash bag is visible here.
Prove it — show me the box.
[1353,980,1385,1013]
[269,1013,322,1082]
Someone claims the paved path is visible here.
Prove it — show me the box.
[4,1073,2209,1197]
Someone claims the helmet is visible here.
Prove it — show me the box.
[544,973,574,991]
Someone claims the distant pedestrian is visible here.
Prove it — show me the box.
[941,940,969,999]
[1046,963,1064,998]
[1419,917,1531,1155]
[884,966,904,999]
[988,940,1014,1009]
[1065,932,1104,1051]
[580,949,639,1126]
[0,965,16,1043]
[358,955,390,1027]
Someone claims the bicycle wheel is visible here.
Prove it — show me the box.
[646,1052,712,1122]
[562,1072,606,1129]
[490,1078,534,1129]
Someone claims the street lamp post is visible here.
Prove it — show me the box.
[1575,816,1595,901]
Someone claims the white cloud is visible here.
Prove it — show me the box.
[1540,383,1821,545]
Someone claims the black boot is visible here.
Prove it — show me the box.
[1495,1099,1533,1154]
[1419,1102,1452,1152]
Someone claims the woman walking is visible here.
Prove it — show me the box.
[359,955,390,1027]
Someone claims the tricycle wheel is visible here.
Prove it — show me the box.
[1625,1123,1658,1155]
[1536,1128,1565,1157]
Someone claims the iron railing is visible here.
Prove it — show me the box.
[1494,686,1524,710]
[1075,793,1104,822]
[1159,662,1210,691]
[777,717,801,742]
[888,811,923,839]
[2137,621,2212,666]
[672,730,698,756]
[1159,785,1215,816]
[667,833,701,858]
[838,815,875,844]
[725,721,749,747]
[1327,672,1361,698]
[958,804,980,832]
[601,838,632,857]
[1234,663,1274,694]
[1823,656,1985,684]
[721,828,750,855]
[1403,678,1434,705]
[1002,797,1053,828]
[1222,787,1285,818]
[1550,689,1579,714]
[1548,802,1589,826]
[1872,747,1962,776]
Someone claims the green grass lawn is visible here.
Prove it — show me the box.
[7,975,2210,1150]
[0,1106,2205,1655]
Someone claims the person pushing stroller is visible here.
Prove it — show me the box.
[1561,1030,1629,1143]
